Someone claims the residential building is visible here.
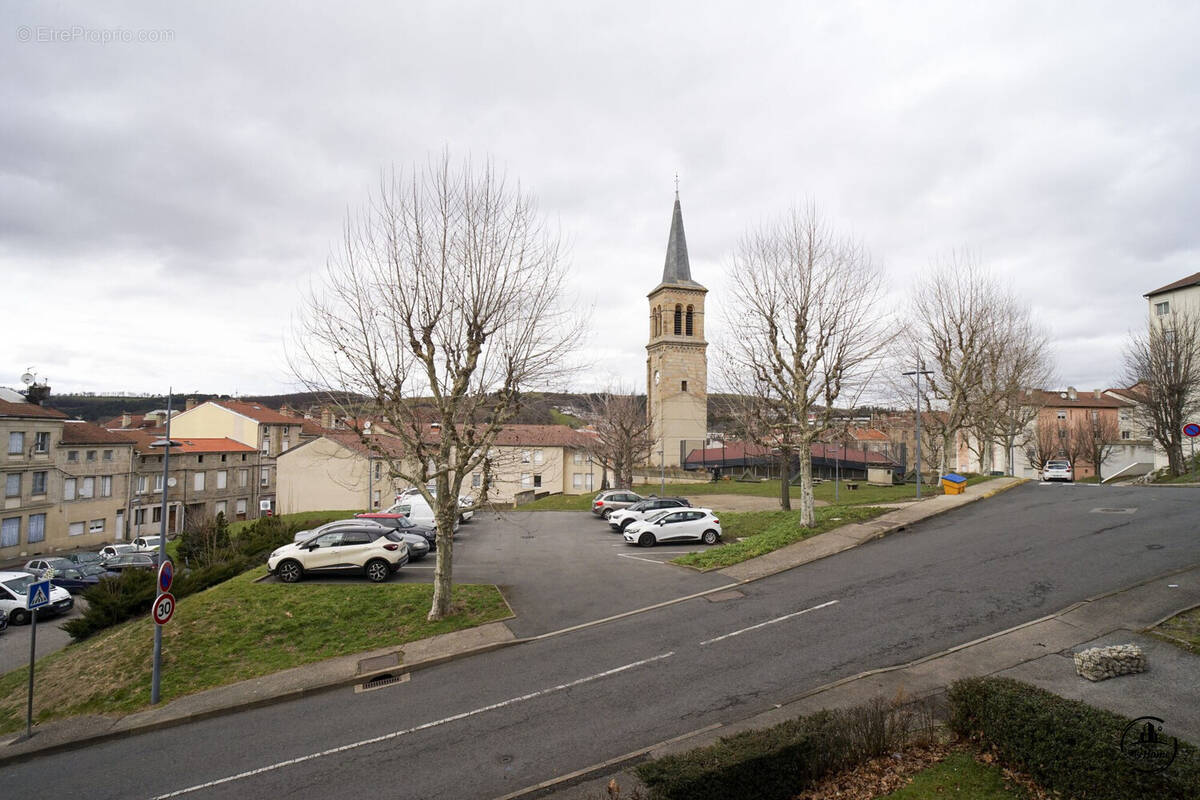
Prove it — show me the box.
[58,421,135,546]
[1144,270,1200,321]
[1,392,68,557]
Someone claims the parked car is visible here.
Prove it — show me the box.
[23,557,77,576]
[99,544,138,562]
[395,487,475,523]
[608,497,693,532]
[0,570,75,624]
[1041,460,1074,482]
[133,536,163,552]
[268,526,410,583]
[354,513,439,550]
[382,495,460,532]
[0,608,7,634]
[591,490,644,519]
[41,563,118,594]
[63,551,105,567]
[623,508,722,547]
[103,552,163,572]
[293,518,389,544]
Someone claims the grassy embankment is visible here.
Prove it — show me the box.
[880,751,1032,799]
[1149,605,1200,655]
[0,568,509,734]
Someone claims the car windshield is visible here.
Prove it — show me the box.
[645,509,673,523]
[2,574,36,594]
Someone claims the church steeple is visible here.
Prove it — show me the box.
[661,193,695,286]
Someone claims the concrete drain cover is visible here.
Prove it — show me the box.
[1091,507,1137,514]
[358,651,401,674]
[706,589,745,603]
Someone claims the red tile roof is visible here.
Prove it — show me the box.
[848,427,889,441]
[1026,389,1130,409]
[59,421,137,445]
[120,431,257,454]
[1145,271,1200,297]
[211,400,297,425]
[0,399,69,419]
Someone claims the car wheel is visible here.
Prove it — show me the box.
[277,560,303,583]
[619,519,633,532]
[365,559,392,583]
[602,509,613,520]
[10,608,30,625]
[702,529,720,545]
[637,532,655,548]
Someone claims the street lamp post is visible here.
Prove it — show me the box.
[902,364,934,499]
[149,392,181,705]
[659,447,665,497]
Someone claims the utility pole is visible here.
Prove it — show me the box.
[902,363,934,499]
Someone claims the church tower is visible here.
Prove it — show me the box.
[646,192,708,468]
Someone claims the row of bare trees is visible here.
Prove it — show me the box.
[1026,413,1121,480]
[1121,312,1200,476]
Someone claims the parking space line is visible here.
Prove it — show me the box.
[617,553,683,565]
[699,600,839,646]
[148,651,676,799]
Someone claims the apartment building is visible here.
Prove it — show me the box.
[1,392,68,557]
[57,421,135,546]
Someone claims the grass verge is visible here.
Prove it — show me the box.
[880,751,1031,799]
[671,505,888,570]
[1148,605,1200,655]
[0,568,510,734]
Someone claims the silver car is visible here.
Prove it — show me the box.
[591,490,644,519]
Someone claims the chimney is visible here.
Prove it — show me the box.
[278,404,294,417]
[320,407,333,430]
[1093,389,1102,399]
[1067,386,1077,401]
[121,412,132,428]
[185,397,198,411]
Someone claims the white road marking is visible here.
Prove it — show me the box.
[617,553,673,564]
[147,651,676,799]
[700,600,839,646]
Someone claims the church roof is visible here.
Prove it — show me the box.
[649,193,706,294]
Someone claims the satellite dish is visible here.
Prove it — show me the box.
[20,372,35,385]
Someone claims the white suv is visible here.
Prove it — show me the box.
[623,508,722,547]
[268,526,410,583]
[0,570,74,625]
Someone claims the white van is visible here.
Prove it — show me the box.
[384,494,459,532]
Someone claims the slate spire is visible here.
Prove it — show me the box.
[661,192,694,285]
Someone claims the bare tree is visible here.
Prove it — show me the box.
[1070,413,1120,481]
[1023,415,1062,472]
[293,155,579,620]
[584,390,652,490]
[719,204,890,524]
[1121,311,1200,476]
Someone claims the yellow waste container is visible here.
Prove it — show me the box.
[941,473,967,495]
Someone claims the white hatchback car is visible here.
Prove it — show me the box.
[268,526,410,583]
[623,508,722,547]
[1041,460,1074,482]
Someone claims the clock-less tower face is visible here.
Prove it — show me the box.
[646,193,708,468]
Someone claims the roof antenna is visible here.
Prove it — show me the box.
[674,173,680,199]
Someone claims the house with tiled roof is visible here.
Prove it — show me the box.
[1145,270,1200,320]
[55,421,136,548]
[275,423,600,513]
[1,394,69,556]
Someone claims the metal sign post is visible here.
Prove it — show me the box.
[24,578,51,739]
[149,390,178,705]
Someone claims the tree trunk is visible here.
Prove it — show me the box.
[427,508,455,620]
[798,452,815,526]
[779,448,792,511]
[940,431,954,476]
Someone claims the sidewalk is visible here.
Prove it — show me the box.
[525,564,1200,800]
[0,477,1022,764]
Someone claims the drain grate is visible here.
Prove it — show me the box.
[356,672,411,693]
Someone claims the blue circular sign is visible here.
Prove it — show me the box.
[1184,423,1200,438]
[158,561,174,593]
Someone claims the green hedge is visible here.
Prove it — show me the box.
[948,677,1200,800]
[634,698,912,800]
[62,514,338,640]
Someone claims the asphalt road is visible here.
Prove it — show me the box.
[4,483,1199,799]
[0,599,84,675]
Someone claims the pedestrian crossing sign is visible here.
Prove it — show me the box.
[27,579,51,609]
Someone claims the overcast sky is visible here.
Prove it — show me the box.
[3,2,1198,400]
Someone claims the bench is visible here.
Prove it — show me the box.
[845,483,858,491]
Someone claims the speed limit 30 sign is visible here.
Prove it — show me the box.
[153,592,176,625]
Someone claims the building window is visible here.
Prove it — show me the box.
[28,513,46,543]
[372,489,381,508]
[573,472,583,489]
[194,472,205,491]
[134,508,146,525]
[220,454,227,462]
[236,498,248,520]
[573,451,585,465]
[1155,301,1170,316]
[4,473,20,498]
[521,450,531,463]
[8,431,24,455]
[239,469,248,487]
[32,471,47,495]
[241,454,247,462]
[103,449,113,461]
[260,467,270,487]
[34,432,50,453]
[63,477,77,500]
[533,449,544,465]
[261,433,270,454]
[472,473,481,488]
[0,517,18,547]
[151,506,162,524]
[101,475,112,497]
[80,477,94,498]
[674,304,682,335]
[137,475,148,494]
[154,475,163,492]
[534,474,542,488]
[216,470,227,489]
[67,450,78,462]
[521,473,532,487]
[215,500,227,518]
[89,518,105,534]
[686,305,694,336]
[198,455,204,464]
[87,450,96,462]
[374,462,382,481]
[681,380,688,392]
[281,438,289,452]
[69,521,85,536]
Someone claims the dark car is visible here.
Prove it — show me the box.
[46,563,118,594]
[103,552,163,572]
[63,551,105,567]
[355,513,439,550]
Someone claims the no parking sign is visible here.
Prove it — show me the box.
[1184,423,1200,438]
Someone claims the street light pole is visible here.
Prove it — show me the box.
[659,447,665,497]
[902,364,934,499]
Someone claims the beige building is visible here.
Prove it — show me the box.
[57,421,135,546]
[276,425,597,513]
[646,193,708,468]
[2,392,69,557]
[1145,271,1200,321]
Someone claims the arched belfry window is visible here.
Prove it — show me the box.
[674,304,682,335]
[685,305,694,336]
[652,306,660,337]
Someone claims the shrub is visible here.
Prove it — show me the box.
[948,676,1200,800]
[62,569,157,639]
[634,697,914,800]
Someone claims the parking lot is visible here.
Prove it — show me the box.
[0,597,85,674]
[262,510,739,637]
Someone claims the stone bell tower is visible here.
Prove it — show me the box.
[646,192,708,468]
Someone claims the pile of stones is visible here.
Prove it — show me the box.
[1073,643,1147,682]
